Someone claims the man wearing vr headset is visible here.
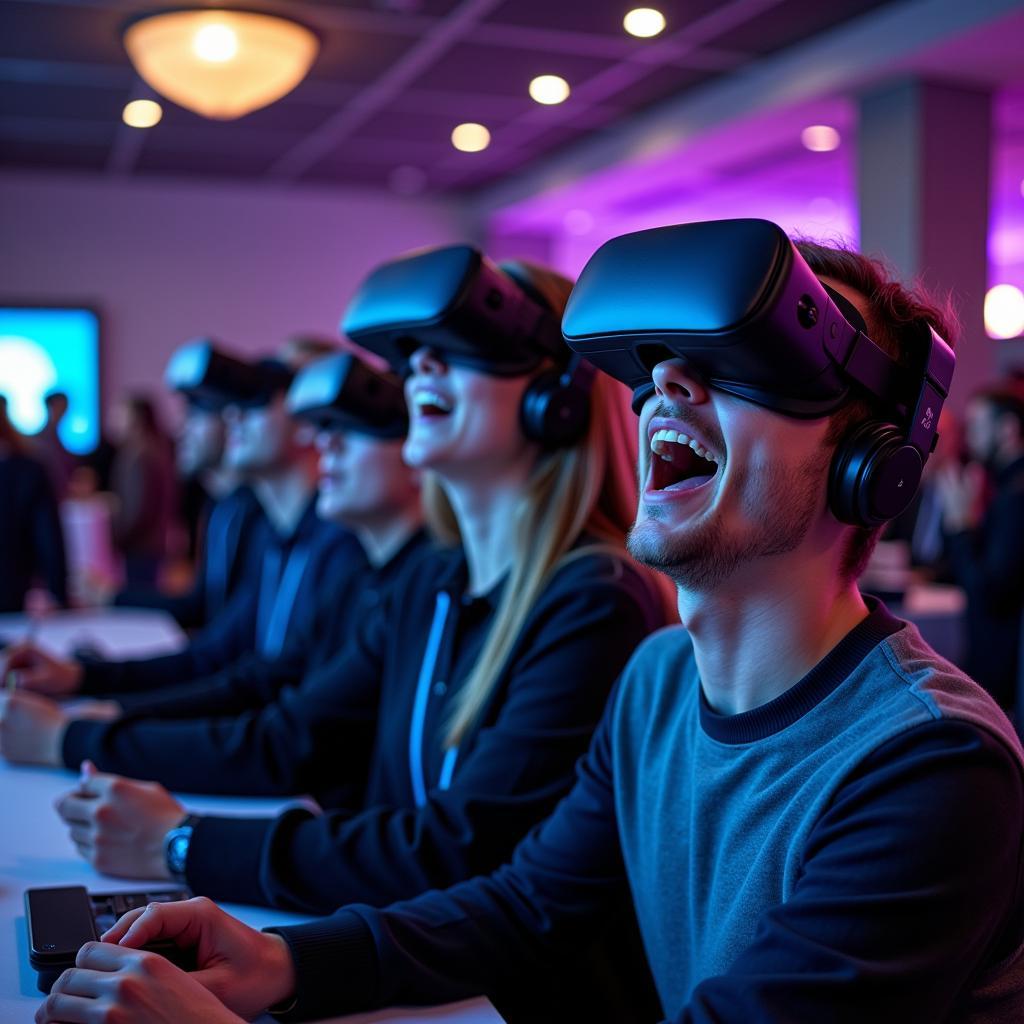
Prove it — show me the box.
[112,340,264,630]
[54,222,1024,1024]
[1,347,362,758]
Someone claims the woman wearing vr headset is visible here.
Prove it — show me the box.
[32,249,666,1024]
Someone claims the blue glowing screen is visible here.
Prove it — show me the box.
[0,307,100,455]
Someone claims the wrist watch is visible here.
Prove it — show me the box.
[164,814,201,881]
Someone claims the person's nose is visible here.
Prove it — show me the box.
[651,358,709,408]
[408,347,447,377]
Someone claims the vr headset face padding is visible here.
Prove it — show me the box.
[285,353,408,439]
[562,218,955,527]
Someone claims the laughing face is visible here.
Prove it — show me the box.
[401,347,537,480]
[628,357,834,591]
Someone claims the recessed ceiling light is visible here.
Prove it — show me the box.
[801,125,841,152]
[529,75,570,105]
[624,8,666,38]
[984,284,1024,339]
[122,99,163,128]
[451,122,490,153]
[1019,177,1024,199]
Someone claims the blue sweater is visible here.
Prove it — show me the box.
[269,600,1024,1023]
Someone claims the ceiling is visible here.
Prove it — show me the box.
[0,0,901,194]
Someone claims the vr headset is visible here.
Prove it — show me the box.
[285,353,408,439]
[342,245,566,376]
[562,218,955,526]
[165,341,294,410]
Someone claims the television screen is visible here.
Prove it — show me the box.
[0,306,100,455]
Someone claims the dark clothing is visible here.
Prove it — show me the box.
[64,544,664,920]
[0,452,67,611]
[947,454,1024,709]
[76,500,356,698]
[110,438,176,584]
[114,486,263,629]
[93,529,433,727]
[266,604,1024,1024]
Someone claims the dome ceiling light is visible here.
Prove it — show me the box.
[123,8,319,121]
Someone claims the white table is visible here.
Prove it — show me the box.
[0,608,187,661]
[0,759,503,1023]
[0,608,503,1023]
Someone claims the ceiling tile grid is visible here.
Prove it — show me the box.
[0,0,906,192]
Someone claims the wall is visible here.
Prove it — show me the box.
[0,171,469,431]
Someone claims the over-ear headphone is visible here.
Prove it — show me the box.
[500,263,596,448]
[824,286,931,528]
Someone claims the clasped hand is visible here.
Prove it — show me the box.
[35,896,297,1023]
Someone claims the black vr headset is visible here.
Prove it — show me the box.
[285,353,408,439]
[165,341,294,410]
[342,245,594,447]
[562,218,956,527]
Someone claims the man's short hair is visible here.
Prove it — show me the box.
[794,240,959,581]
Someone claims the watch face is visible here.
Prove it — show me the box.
[167,831,190,876]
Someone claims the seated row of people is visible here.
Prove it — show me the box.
[4,222,1024,1023]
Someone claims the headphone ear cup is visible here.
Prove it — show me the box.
[829,420,924,527]
[520,369,590,447]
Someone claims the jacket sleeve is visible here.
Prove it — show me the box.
[110,646,306,719]
[267,719,1024,1024]
[62,597,385,793]
[185,560,658,912]
[946,477,1024,612]
[78,588,259,696]
[113,579,207,630]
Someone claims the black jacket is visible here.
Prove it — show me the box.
[114,485,263,629]
[63,543,665,917]
[78,499,357,697]
[0,452,67,612]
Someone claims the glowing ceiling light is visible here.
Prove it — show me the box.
[624,8,666,38]
[193,22,239,62]
[529,74,570,105]
[801,124,841,152]
[123,9,319,120]
[984,284,1024,339]
[122,98,163,128]
[451,122,491,152]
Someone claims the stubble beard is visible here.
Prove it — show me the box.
[627,445,831,592]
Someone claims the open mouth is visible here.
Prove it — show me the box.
[649,428,719,492]
[411,388,454,419]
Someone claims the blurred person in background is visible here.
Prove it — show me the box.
[114,343,264,630]
[108,394,177,588]
[0,393,67,612]
[31,390,77,502]
[939,386,1024,714]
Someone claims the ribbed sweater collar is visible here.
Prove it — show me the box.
[698,596,904,745]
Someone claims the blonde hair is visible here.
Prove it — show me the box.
[425,260,658,748]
